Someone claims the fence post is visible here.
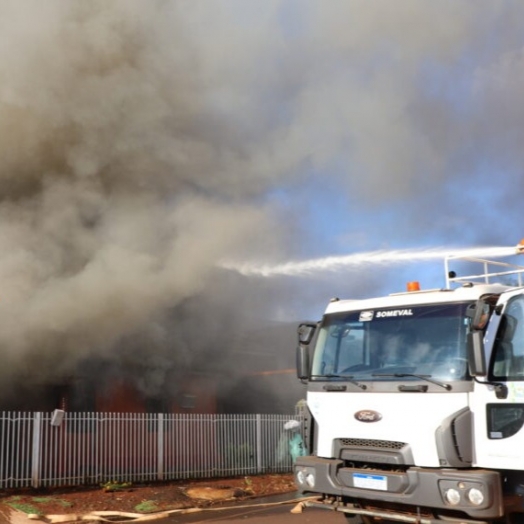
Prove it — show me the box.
[157,414,164,481]
[31,412,42,488]
[256,414,262,474]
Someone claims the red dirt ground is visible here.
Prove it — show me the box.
[0,474,297,516]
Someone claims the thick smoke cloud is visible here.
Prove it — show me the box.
[1,1,524,406]
[0,1,295,392]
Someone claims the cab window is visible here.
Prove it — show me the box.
[491,295,524,380]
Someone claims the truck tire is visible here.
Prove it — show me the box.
[343,515,374,524]
[344,515,398,524]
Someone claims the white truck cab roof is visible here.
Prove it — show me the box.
[324,283,514,315]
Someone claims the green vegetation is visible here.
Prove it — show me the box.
[4,496,73,515]
[101,480,132,492]
[5,501,42,515]
[134,500,159,513]
[31,497,53,503]
[243,476,254,494]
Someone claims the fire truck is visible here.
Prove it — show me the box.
[294,243,524,523]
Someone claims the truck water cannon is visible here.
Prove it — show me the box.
[444,244,524,289]
[294,242,524,524]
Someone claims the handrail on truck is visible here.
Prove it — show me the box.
[444,241,524,289]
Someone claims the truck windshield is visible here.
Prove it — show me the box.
[311,303,470,382]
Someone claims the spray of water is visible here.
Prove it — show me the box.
[223,245,521,278]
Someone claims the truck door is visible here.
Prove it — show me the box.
[472,290,524,470]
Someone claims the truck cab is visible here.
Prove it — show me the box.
[294,249,524,524]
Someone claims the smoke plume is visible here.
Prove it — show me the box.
[0,1,296,398]
[1,1,524,409]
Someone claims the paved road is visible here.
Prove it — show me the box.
[165,498,348,524]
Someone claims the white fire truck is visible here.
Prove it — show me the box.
[295,243,524,524]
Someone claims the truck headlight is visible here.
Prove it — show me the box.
[296,470,306,485]
[444,488,461,506]
[296,467,315,488]
[467,488,484,506]
[306,473,315,488]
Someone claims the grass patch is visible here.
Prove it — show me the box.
[5,502,42,515]
[4,496,73,515]
[101,480,132,492]
[134,500,159,513]
[31,497,73,508]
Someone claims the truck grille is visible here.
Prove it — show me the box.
[338,438,406,450]
[335,438,414,465]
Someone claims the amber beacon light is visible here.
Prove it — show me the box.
[406,281,421,292]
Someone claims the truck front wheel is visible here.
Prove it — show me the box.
[344,515,374,524]
[345,513,406,524]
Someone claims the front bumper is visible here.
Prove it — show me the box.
[294,455,504,521]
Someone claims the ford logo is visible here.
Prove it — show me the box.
[354,410,382,423]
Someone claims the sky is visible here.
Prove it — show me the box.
[1,0,524,399]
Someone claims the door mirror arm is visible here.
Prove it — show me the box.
[473,376,509,399]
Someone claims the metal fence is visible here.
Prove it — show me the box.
[0,412,299,489]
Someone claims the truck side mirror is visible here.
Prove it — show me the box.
[298,323,316,345]
[296,322,317,380]
[471,301,490,331]
[296,344,310,380]
[466,299,490,377]
[467,331,486,377]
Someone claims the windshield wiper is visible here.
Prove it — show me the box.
[372,373,451,391]
[311,374,367,390]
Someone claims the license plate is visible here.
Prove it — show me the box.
[353,473,388,491]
